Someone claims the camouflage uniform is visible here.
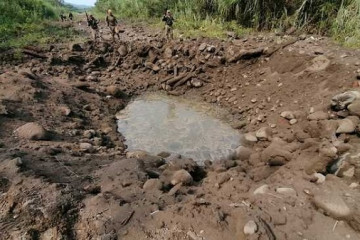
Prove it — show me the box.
[106,14,120,41]
[162,14,174,40]
[88,16,100,41]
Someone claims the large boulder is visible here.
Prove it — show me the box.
[331,91,360,110]
[171,169,193,186]
[307,111,329,121]
[348,100,360,116]
[313,191,352,219]
[14,122,48,140]
[118,45,128,57]
[336,117,357,134]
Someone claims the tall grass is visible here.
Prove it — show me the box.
[0,0,78,50]
[95,0,360,46]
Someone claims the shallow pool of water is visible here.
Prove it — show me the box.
[116,93,241,164]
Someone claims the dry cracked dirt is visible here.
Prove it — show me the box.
[1,19,360,240]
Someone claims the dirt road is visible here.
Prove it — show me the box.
[1,17,360,240]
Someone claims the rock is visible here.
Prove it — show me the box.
[190,79,203,88]
[164,47,174,59]
[336,118,356,133]
[152,64,160,72]
[199,43,207,52]
[86,75,98,82]
[276,187,297,197]
[261,139,292,166]
[244,220,257,235]
[13,157,23,167]
[207,45,216,52]
[234,146,252,160]
[83,130,95,139]
[244,133,258,143]
[280,111,295,120]
[168,183,182,196]
[83,184,101,194]
[253,184,270,195]
[331,91,360,110]
[126,150,149,159]
[143,179,163,191]
[171,169,193,186]
[348,100,360,116]
[14,122,48,140]
[308,111,329,121]
[80,142,93,152]
[255,127,272,141]
[232,120,247,129]
[69,43,83,52]
[118,45,128,56]
[313,173,326,184]
[313,192,352,219]
[59,105,71,116]
[65,54,85,64]
[289,119,298,125]
[106,85,126,98]
[307,55,330,72]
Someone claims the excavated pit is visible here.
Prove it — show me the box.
[116,92,241,164]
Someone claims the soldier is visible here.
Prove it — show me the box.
[86,13,100,42]
[106,9,120,42]
[162,10,174,41]
[69,12,74,22]
[60,14,66,22]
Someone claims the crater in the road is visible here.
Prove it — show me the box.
[116,93,241,164]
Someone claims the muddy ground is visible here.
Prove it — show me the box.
[1,18,360,240]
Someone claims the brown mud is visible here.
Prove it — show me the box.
[1,18,360,240]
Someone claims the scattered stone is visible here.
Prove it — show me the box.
[313,173,326,184]
[348,100,360,116]
[118,45,128,57]
[80,142,93,152]
[199,43,207,52]
[349,182,359,188]
[190,79,203,88]
[308,111,329,121]
[59,105,71,116]
[331,91,360,110]
[251,98,257,103]
[13,157,23,167]
[289,119,298,125]
[126,150,149,159]
[307,55,330,72]
[244,220,258,235]
[143,179,163,191]
[83,130,95,139]
[231,120,247,129]
[14,122,48,140]
[276,187,297,197]
[255,127,272,141]
[244,133,258,143]
[168,183,182,196]
[171,169,193,186]
[261,139,292,166]
[336,118,356,133]
[281,111,295,120]
[253,184,270,195]
[313,192,352,219]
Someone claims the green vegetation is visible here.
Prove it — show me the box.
[95,0,360,46]
[0,0,80,50]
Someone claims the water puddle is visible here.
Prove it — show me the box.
[116,93,241,164]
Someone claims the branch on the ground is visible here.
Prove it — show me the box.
[22,49,47,59]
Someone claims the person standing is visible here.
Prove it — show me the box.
[106,9,120,42]
[86,13,100,42]
[162,10,174,41]
[69,12,74,22]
